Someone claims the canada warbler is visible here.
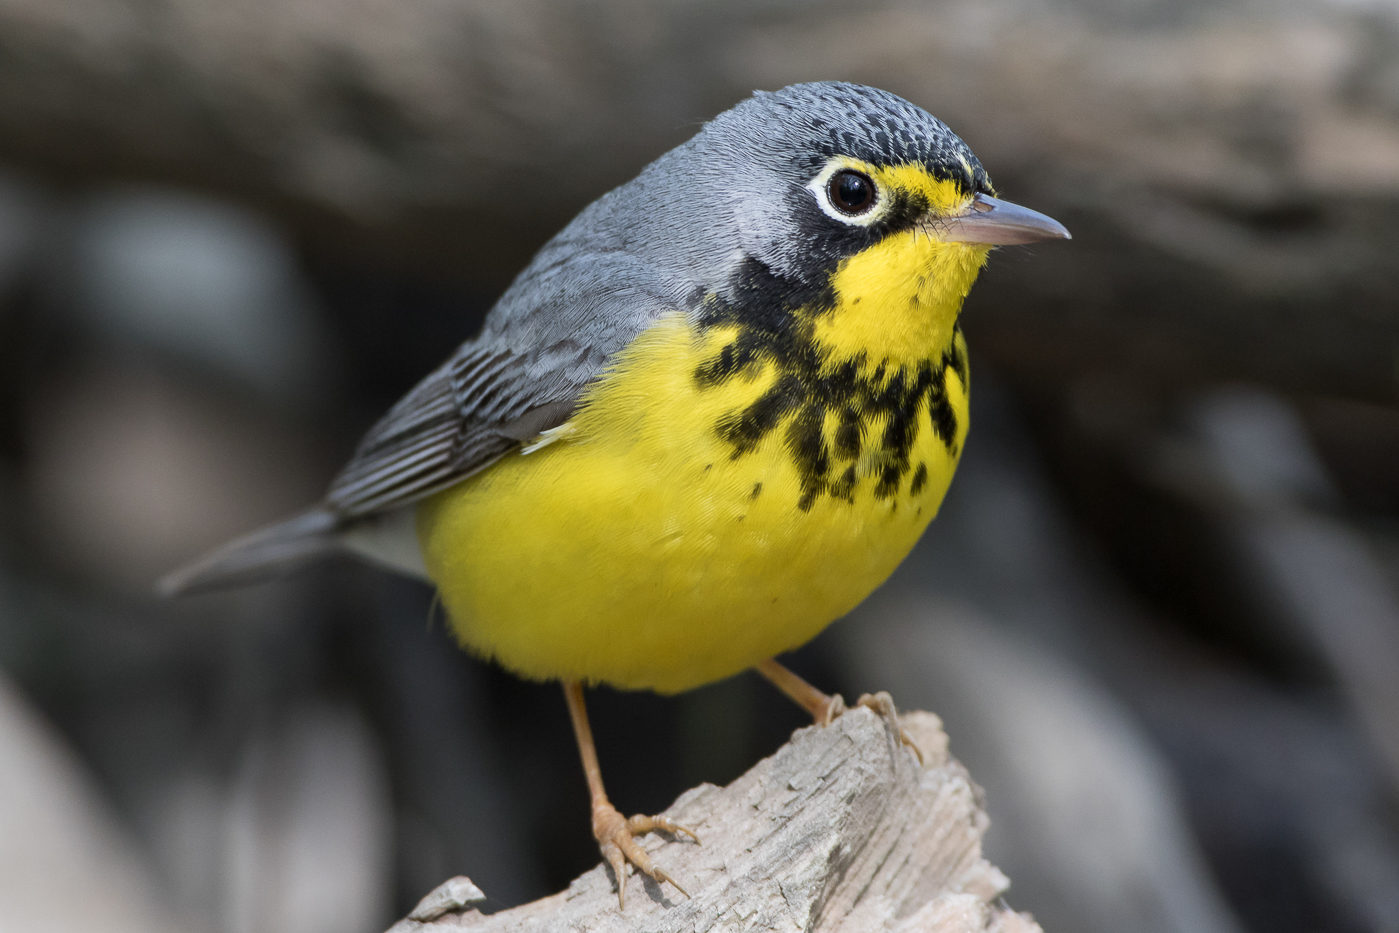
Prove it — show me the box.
[164,82,1069,904]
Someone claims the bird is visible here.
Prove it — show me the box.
[163,81,1069,906]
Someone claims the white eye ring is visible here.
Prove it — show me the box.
[807,159,886,226]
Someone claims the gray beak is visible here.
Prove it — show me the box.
[935,193,1071,246]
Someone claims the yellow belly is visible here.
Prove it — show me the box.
[416,312,969,694]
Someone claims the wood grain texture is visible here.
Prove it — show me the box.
[387,706,1039,933]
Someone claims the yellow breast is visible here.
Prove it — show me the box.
[417,232,984,694]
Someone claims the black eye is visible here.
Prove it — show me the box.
[827,169,877,215]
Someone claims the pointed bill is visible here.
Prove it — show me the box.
[935,193,1070,246]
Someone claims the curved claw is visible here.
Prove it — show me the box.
[757,661,923,766]
[814,692,847,726]
[594,803,695,907]
[627,813,702,845]
[855,691,924,766]
[645,864,689,900]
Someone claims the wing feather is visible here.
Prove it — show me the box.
[323,253,681,519]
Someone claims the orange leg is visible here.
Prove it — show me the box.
[754,658,846,724]
[562,681,698,907]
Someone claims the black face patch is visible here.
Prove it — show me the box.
[788,178,936,280]
[695,257,967,511]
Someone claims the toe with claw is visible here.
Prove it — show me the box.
[757,660,923,765]
[592,803,699,907]
[853,690,924,766]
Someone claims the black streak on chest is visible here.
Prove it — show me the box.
[694,258,967,511]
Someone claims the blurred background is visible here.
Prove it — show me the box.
[2,0,1397,931]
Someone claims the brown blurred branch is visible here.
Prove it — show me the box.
[2,0,1396,399]
[387,708,1038,933]
[0,0,752,259]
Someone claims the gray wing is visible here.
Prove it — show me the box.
[325,251,679,518]
[159,269,676,596]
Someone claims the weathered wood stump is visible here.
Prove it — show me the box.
[388,707,1038,933]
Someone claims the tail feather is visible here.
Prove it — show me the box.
[158,508,344,596]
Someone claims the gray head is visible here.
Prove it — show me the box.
[599,83,995,297]
[514,82,1062,327]
[709,82,990,193]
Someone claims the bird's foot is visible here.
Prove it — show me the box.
[592,801,699,908]
[757,660,923,765]
[849,690,924,766]
[813,689,923,765]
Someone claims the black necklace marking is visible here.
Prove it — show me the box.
[694,258,968,512]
